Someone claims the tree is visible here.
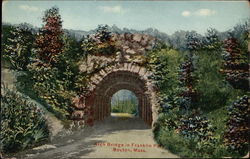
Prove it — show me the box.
[178,59,198,112]
[81,24,117,56]
[224,95,249,155]
[221,34,249,90]
[185,31,202,53]
[3,23,35,70]
[95,24,112,43]
[35,7,63,64]
[202,28,222,51]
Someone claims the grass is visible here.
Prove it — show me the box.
[111,113,134,118]
[111,100,137,115]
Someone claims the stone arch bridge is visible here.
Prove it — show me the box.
[71,33,159,127]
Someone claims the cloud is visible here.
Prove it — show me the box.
[181,11,191,17]
[98,5,125,14]
[195,9,216,16]
[181,9,216,17]
[19,5,39,12]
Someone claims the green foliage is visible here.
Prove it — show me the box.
[81,25,117,56]
[147,48,183,93]
[194,50,236,111]
[185,31,202,52]
[224,95,250,155]
[148,51,169,89]
[0,86,49,152]
[154,112,236,158]
[231,20,250,53]
[29,32,88,119]
[111,100,137,114]
[2,23,35,70]
[28,62,75,119]
[27,33,84,120]
[1,24,14,66]
[60,34,84,62]
[153,27,248,157]
[202,28,223,51]
[178,111,217,144]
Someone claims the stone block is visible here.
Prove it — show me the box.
[72,110,84,119]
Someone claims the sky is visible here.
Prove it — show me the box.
[2,0,250,35]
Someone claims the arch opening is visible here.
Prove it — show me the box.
[111,89,139,117]
[90,70,153,126]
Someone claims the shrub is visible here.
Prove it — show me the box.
[154,111,224,158]
[28,62,74,119]
[178,111,218,146]
[2,23,35,70]
[224,95,250,155]
[0,86,49,152]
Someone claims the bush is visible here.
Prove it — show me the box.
[28,62,75,119]
[2,23,35,71]
[154,111,230,158]
[224,95,250,155]
[178,111,218,146]
[0,86,49,152]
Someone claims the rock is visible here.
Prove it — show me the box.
[67,139,74,143]
[126,49,136,54]
[133,33,142,42]
[26,154,36,157]
[32,144,57,151]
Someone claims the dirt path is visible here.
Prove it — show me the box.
[12,114,179,158]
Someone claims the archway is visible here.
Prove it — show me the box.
[91,71,152,125]
[72,63,158,127]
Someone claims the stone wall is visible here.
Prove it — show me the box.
[72,33,159,127]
